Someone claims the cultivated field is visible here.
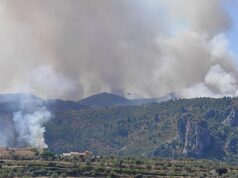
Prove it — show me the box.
[0,157,237,177]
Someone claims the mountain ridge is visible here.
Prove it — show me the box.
[1,93,238,162]
[78,92,177,107]
[45,96,238,161]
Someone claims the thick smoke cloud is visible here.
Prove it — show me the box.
[0,0,237,99]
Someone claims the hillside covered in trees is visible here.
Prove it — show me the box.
[1,93,238,161]
[45,96,238,162]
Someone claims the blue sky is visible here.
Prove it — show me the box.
[225,2,238,58]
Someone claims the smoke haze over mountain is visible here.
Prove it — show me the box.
[0,0,237,99]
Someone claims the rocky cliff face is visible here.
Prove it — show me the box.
[177,115,215,158]
[176,115,226,159]
[223,108,238,126]
[182,119,212,158]
[226,137,238,153]
[177,115,189,143]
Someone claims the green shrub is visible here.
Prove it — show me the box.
[51,172,58,178]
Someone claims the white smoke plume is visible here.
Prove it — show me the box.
[180,64,238,98]
[0,0,236,99]
[13,107,51,148]
[205,65,238,95]
[0,94,51,148]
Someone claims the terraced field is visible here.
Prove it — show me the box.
[0,157,237,177]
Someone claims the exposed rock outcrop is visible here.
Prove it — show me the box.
[177,115,189,143]
[177,115,225,159]
[182,119,212,158]
[226,137,238,153]
[223,108,238,127]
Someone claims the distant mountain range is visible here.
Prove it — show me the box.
[0,92,175,113]
[78,92,177,107]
